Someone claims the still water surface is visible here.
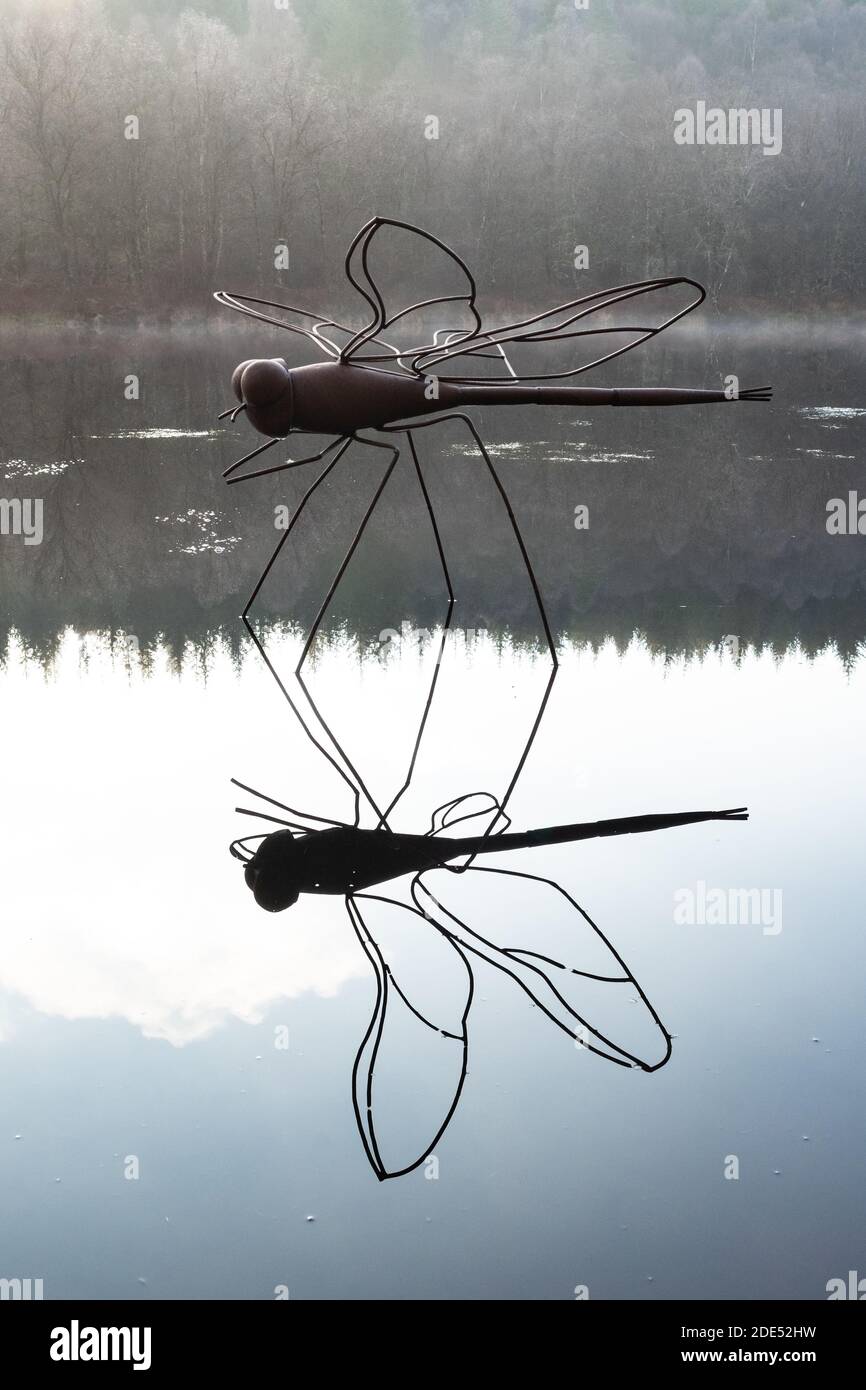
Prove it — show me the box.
[1,330,864,1299]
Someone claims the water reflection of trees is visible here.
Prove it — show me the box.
[2,339,864,670]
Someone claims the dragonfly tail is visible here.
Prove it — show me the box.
[455,807,749,856]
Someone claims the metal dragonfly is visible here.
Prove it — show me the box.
[216,215,772,460]
[214,217,771,828]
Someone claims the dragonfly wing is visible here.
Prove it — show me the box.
[412,866,671,1072]
[214,286,421,370]
[431,330,519,379]
[213,290,345,359]
[412,276,706,383]
[339,217,482,368]
[426,792,511,838]
[347,892,473,1180]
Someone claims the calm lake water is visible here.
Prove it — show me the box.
[1,326,864,1300]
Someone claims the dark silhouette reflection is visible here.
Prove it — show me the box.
[229,774,748,1183]
[235,798,747,912]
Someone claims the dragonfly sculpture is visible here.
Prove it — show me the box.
[216,219,757,1178]
[214,216,771,827]
[230,772,747,1181]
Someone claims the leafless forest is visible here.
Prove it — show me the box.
[1,0,863,318]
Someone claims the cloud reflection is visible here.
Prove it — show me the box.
[0,894,367,1047]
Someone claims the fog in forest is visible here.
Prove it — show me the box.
[1,0,863,318]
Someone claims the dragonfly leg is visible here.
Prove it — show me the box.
[370,428,457,830]
[383,411,559,860]
[230,776,354,829]
[240,435,366,826]
[225,432,347,484]
[291,433,404,829]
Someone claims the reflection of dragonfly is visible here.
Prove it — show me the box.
[230,776,748,1181]
[215,218,771,825]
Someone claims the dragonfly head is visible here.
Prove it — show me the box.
[232,357,294,438]
[243,829,301,912]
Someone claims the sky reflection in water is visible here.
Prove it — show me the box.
[1,630,864,1299]
[1,336,864,1298]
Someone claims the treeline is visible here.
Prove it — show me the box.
[0,0,863,317]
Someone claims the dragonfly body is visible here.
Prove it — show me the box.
[243,807,747,911]
[234,356,768,441]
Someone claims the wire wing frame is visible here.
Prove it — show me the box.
[215,217,707,387]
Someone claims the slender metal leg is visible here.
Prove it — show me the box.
[223,436,280,480]
[226,435,346,485]
[230,776,353,829]
[240,436,366,824]
[292,433,403,827]
[244,428,459,835]
[383,412,558,860]
[373,428,456,828]
[236,415,557,849]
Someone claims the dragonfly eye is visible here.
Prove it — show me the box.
[231,359,255,402]
[234,358,294,437]
[244,830,301,912]
[252,876,300,913]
